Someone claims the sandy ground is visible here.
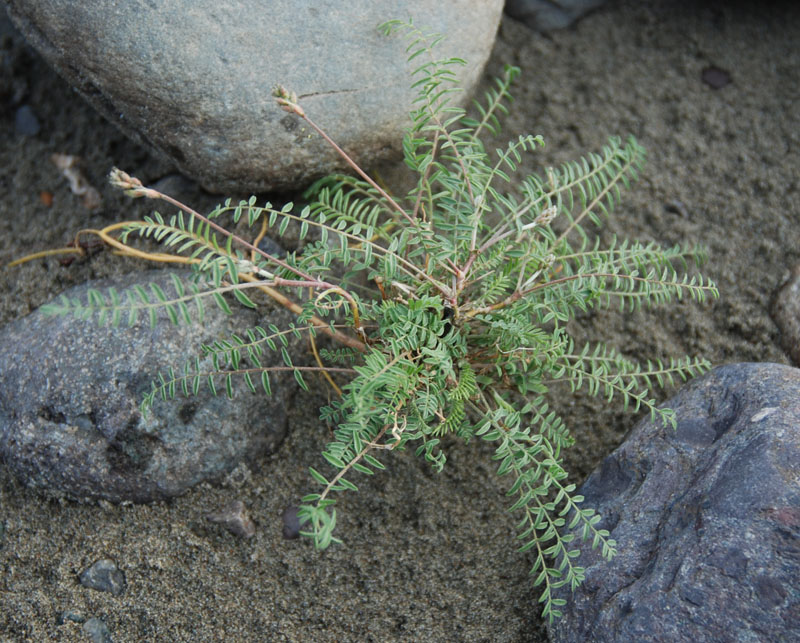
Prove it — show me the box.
[1,1,798,641]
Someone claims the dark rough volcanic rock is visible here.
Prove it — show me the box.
[550,362,800,642]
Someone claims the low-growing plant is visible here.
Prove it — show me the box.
[37,21,717,621]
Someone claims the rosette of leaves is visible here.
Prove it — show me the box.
[42,20,718,621]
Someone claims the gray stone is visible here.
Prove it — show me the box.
[549,362,800,642]
[14,104,40,136]
[206,499,256,539]
[82,617,113,643]
[0,270,298,503]
[771,262,800,366]
[5,0,504,193]
[281,504,301,540]
[79,558,126,596]
[56,611,86,626]
[505,0,606,31]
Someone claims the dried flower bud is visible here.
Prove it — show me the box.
[108,168,161,199]
[272,86,304,117]
[108,167,146,196]
[535,205,558,226]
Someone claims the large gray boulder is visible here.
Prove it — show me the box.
[550,362,800,641]
[0,270,299,503]
[5,0,504,193]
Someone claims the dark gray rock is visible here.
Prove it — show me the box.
[257,236,287,261]
[281,504,301,540]
[550,362,800,642]
[505,0,606,31]
[771,262,800,366]
[701,65,733,90]
[79,558,126,596]
[0,270,298,503]
[5,0,504,193]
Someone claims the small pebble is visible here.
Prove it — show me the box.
[701,65,732,89]
[14,105,41,136]
[82,617,113,643]
[206,499,256,538]
[79,559,126,596]
[56,611,86,625]
[282,505,301,539]
[664,199,689,218]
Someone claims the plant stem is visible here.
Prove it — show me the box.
[318,424,389,503]
[292,107,417,227]
[153,191,319,284]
